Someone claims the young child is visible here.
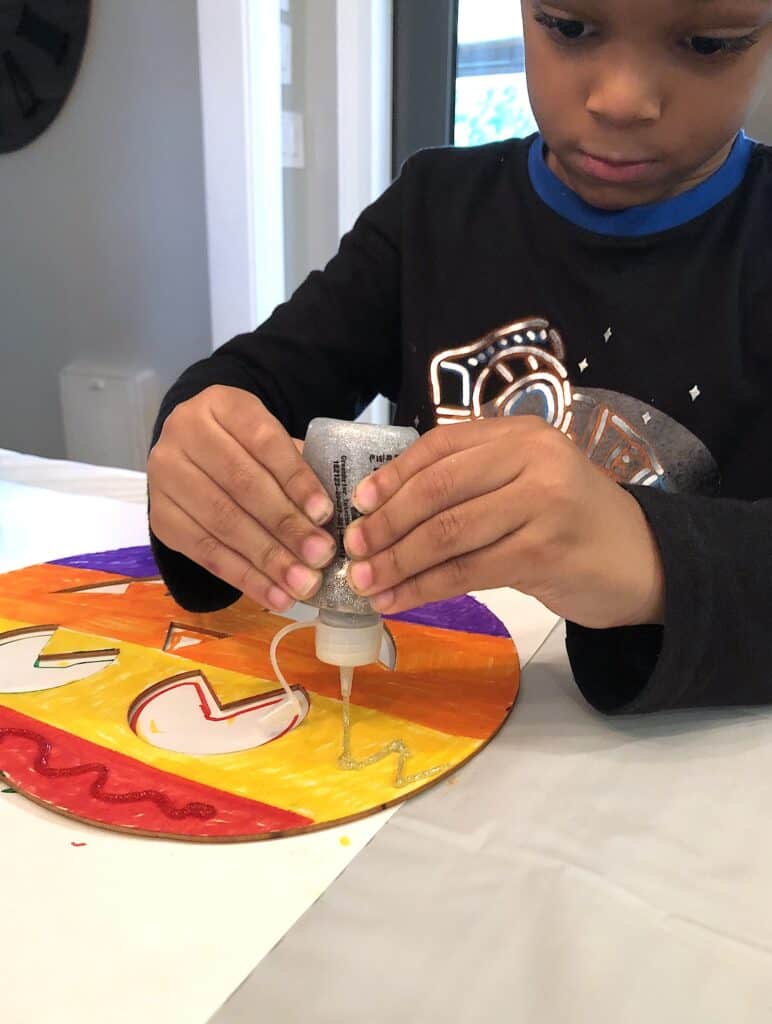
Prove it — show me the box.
[148,0,772,714]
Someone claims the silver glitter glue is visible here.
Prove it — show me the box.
[303,417,418,618]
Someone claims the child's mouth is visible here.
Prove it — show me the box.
[576,150,660,186]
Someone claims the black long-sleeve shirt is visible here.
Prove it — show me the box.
[152,132,772,715]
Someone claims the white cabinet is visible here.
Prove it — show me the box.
[59,363,159,471]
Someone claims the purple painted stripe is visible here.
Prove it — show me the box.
[387,595,509,638]
[51,545,159,579]
[49,546,509,637]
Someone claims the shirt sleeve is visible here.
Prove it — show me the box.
[565,487,772,713]
[148,169,406,611]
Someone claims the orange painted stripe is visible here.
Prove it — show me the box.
[4,566,519,740]
[191,620,519,740]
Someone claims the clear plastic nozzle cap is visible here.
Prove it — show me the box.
[315,608,383,669]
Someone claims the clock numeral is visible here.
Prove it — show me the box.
[2,50,42,120]
[16,4,71,66]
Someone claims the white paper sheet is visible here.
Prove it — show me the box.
[0,477,399,1023]
[0,792,394,1024]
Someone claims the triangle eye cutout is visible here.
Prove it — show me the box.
[65,580,132,595]
[129,671,310,755]
[0,626,120,693]
[57,576,168,596]
[162,622,231,654]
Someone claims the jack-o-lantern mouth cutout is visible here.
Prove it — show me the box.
[0,625,120,693]
[0,546,520,841]
[128,672,310,756]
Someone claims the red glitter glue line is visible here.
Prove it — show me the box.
[0,728,216,821]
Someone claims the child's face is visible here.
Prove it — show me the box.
[522,0,772,209]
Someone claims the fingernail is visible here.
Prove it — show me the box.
[303,534,336,568]
[370,590,395,612]
[267,586,293,612]
[306,494,334,525]
[286,564,321,599]
[349,561,373,593]
[344,523,367,558]
[352,478,378,514]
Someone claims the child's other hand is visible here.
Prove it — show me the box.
[148,386,336,611]
[344,418,665,630]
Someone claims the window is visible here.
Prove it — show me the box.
[454,0,537,147]
[393,0,538,171]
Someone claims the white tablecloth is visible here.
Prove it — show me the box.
[216,627,772,1024]
[0,447,148,504]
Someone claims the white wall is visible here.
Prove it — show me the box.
[0,0,211,461]
[280,0,392,298]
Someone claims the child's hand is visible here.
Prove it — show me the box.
[344,418,665,630]
[148,386,336,611]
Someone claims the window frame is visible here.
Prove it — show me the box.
[392,0,458,175]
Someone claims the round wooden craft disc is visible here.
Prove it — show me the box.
[0,546,520,841]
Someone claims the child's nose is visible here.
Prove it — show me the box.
[586,64,662,128]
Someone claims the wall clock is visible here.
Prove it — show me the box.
[0,0,90,155]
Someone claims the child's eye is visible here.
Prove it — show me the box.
[685,33,759,57]
[534,12,594,43]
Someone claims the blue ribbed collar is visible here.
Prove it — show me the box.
[528,131,754,237]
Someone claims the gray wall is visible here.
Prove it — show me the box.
[748,75,772,142]
[1,0,210,460]
[282,0,340,297]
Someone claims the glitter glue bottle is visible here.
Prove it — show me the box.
[303,417,418,700]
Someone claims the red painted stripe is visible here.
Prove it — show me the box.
[0,726,216,820]
[0,706,314,839]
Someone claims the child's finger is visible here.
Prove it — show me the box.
[352,417,544,513]
[365,531,522,615]
[150,455,323,603]
[209,388,333,525]
[169,417,336,570]
[149,492,295,613]
[347,483,529,598]
[344,438,528,559]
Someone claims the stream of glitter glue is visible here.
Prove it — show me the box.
[0,728,216,821]
[337,669,449,789]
